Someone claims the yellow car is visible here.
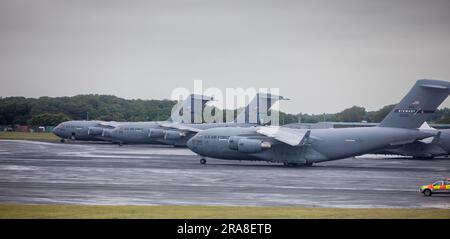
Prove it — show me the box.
[419,179,450,196]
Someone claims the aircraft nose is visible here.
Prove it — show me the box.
[52,125,60,135]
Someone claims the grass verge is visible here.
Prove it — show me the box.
[0,132,58,141]
[0,204,449,219]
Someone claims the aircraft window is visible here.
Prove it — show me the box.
[433,181,443,186]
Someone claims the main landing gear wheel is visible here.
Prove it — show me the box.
[200,158,207,165]
[60,139,65,143]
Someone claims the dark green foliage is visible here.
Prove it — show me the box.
[0,95,176,126]
[336,106,366,122]
[28,113,71,126]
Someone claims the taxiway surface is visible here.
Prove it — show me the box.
[0,140,449,208]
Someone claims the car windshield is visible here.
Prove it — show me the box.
[433,181,443,186]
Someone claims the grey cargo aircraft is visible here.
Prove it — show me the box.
[187,79,450,166]
[107,93,288,146]
[52,94,212,143]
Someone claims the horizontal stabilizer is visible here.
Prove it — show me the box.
[432,131,441,144]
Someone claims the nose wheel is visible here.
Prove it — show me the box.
[200,158,207,165]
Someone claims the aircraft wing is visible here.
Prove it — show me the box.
[159,122,202,133]
[98,121,121,128]
[256,126,310,146]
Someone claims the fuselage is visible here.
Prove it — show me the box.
[108,121,183,145]
[374,129,450,158]
[108,122,257,146]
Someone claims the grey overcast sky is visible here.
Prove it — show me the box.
[0,0,449,114]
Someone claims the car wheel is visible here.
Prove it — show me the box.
[200,158,206,165]
[423,189,432,197]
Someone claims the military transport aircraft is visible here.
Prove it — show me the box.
[52,94,212,143]
[107,93,288,146]
[186,79,450,165]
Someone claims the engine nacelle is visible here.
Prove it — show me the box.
[148,129,165,138]
[237,139,271,154]
[102,129,112,137]
[88,127,103,136]
[228,136,245,150]
[164,130,186,140]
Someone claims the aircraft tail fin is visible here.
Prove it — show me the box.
[235,93,289,124]
[168,94,213,123]
[379,79,450,129]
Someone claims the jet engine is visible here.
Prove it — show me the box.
[102,129,112,137]
[237,139,271,153]
[228,136,245,150]
[88,127,103,136]
[164,130,186,140]
[148,129,165,138]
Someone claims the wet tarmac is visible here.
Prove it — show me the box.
[0,140,449,208]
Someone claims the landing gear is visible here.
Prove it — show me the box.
[60,138,65,143]
[283,162,313,167]
[200,158,207,165]
[118,142,123,147]
[283,162,298,167]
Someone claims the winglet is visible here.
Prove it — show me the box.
[299,130,311,145]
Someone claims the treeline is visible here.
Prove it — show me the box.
[1,95,450,126]
[0,95,175,126]
[279,105,450,124]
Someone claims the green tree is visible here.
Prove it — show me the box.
[28,113,72,126]
[336,106,366,122]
